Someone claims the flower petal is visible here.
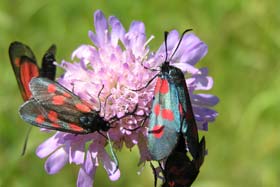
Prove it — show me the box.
[192,93,220,107]
[109,16,126,47]
[44,147,68,174]
[89,10,109,47]
[99,148,121,181]
[77,151,97,187]
[124,21,146,50]
[128,21,145,35]
[71,45,97,62]
[178,33,208,66]
[69,143,85,165]
[77,167,95,187]
[197,121,209,131]
[194,106,218,123]
[188,76,214,91]
[36,133,63,158]
[173,62,200,74]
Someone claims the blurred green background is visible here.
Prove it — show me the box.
[1,0,279,186]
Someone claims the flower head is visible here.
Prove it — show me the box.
[36,10,218,187]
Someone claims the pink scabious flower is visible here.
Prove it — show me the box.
[35,10,218,187]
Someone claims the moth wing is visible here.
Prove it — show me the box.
[40,44,56,80]
[19,99,88,134]
[178,79,200,159]
[9,42,39,100]
[163,134,199,187]
[29,77,94,123]
[195,136,206,169]
[148,79,181,160]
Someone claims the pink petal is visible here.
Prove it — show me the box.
[36,133,63,158]
[179,33,208,66]
[99,149,121,181]
[189,76,214,90]
[71,45,96,62]
[77,167,95,187]
[173,62,199,74]
[193,106,218,122]
[45,147,68,174]
[128,21,145,35]
[93,10,109,46]
[77,151,97,187]
[69,144,85,165]
[192,93,220,107]
[109,16,126,47]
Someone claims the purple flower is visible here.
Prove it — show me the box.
[36,10,218,187]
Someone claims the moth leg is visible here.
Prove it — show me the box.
[122,115,148,131]
[150,162,158,187]
[97,130,108,139]
[109,104,140,124]
[129,74,158,92]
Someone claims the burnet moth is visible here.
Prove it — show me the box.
[144,30,207,186]
[19,77,139,170]
[147,30,204,161]
[19,77,139,134]
[9,41,56,101]
[9,41,57,155]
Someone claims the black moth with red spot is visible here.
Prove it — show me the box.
[19,77,136,134]
[148,30,201,161]
[161,134,206,187]
[146,30,206,187]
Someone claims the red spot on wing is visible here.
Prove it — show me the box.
[168,181,175,187]
[159,79,169,94]
[154,104,160,116]
[14,57,20,67]
[154,78,162,94]
[20,62,39,100]
[161,109,174,121]
[52,95,66,105]
[75,103,91,113]
[63,92,71,98]
[178,104,183,115]
[48,84,56,93]
[48,111,58,122]
[35,115,45,124]
[69,123,84,132]
[51,123,60,128]
[149,125,165,139]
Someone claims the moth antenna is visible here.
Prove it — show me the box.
[128,73,158,92]
[97,84,105,112]
[102,93,112,119]
[168,29,193,62]
[164,31,169,63]
[109,104,139,124]
[122,115,148,131]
